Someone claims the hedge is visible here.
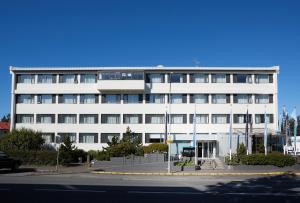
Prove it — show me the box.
[240,152,296,167]
[143,143,168,154]
[5,150,57,166]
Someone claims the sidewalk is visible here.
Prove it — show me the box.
[1,162,299,176]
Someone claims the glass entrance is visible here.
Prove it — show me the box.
[197,141,216,159]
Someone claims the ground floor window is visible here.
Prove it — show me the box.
[145,133,164,143]
[42,133,55,144]
[101,133,120,143]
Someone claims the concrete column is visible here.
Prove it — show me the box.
[9,67,16,131]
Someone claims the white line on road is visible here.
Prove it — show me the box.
[35,189,106,193]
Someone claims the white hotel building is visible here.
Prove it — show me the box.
[10,66,279,158]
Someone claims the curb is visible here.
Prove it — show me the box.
[91,171,300,176]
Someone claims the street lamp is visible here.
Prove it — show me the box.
[55,135,61,172]
[167,72,173,173]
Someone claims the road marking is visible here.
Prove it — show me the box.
[128,191,300,197]
[35,189,106,193]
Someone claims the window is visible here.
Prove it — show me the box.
[255,94,273,104]
[170,114,187,124]
[255,114,274,124]
[37,114,55,124]
[79,133,98,143]
[80,74,97,83]
[255,74,273,83]
[37,74,56,84]
[145,114,165,124]
[123,94,143,104]
[123,114,143,124]
[233,94,252,104]
[233,114,252,124]
[101,94,121,104]
[145,94,165,104]
[101,114,120,124]
[16,94,35,104]
[233,74,252,83]
[58,94,77,104]
[190,94,208,104]
[42,133,55,144]
[58,114,77,124]
[170,94,187,104]
[212,114,230,124]
[122,133,142,144]
[80,94,98,104]
[212,74,230,83]
[101,133,120,143]
[145,133,164,143]
[145,73,165,83]
[59,74,78,83]
[99,72,144,80]
[189,114,209,124]
[212,94,230,104]
[79,114,98,124]
[37,94,56,104]
[190,73,209,83]
[169,73,187,83]
[17,74,35,84]
[16,114,34,123]
[57,133,77,143]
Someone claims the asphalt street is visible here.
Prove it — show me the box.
[0,173,299,203]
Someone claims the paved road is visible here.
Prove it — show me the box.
[0,173,299,203]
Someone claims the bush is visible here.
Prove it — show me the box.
[240,152,296,167]
[224,154,240,165]
[175,160,194,167]
[88,150,110,161]
[59,136,87,165]
[5,150,57,165]
[104,127,144,157]
[237,143,247,157]
[0,128,44,151]
[143,143,168,154]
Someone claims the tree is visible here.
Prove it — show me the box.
[237,143,246,157]
[289,116,300,137]
[1,114,10,122]
[0,128,44,151]
[104,127,143,157]
[59,136,87,165]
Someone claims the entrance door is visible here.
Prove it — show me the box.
[197,141,216,159]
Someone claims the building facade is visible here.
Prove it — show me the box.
[10,66,279,158]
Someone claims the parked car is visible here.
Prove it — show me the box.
[0,151,22,171]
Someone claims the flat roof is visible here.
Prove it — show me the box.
[10,66,280,72]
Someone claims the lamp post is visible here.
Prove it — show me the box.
[167,72,173,173]
[55,135,61,172]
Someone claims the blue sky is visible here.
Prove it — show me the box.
[0,0,299,117]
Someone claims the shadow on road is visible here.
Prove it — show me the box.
[0,174,299,202]
[0,167,36,174]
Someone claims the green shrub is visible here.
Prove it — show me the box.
[0,128,44,151]
[5,150,57,165]
[237,143,247,157]
[88,150,110,161]
[175,160,194,167]
[225,154,240,165]
[240,152,296,167]
[59,137,87,165]
[143,143,168,154]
